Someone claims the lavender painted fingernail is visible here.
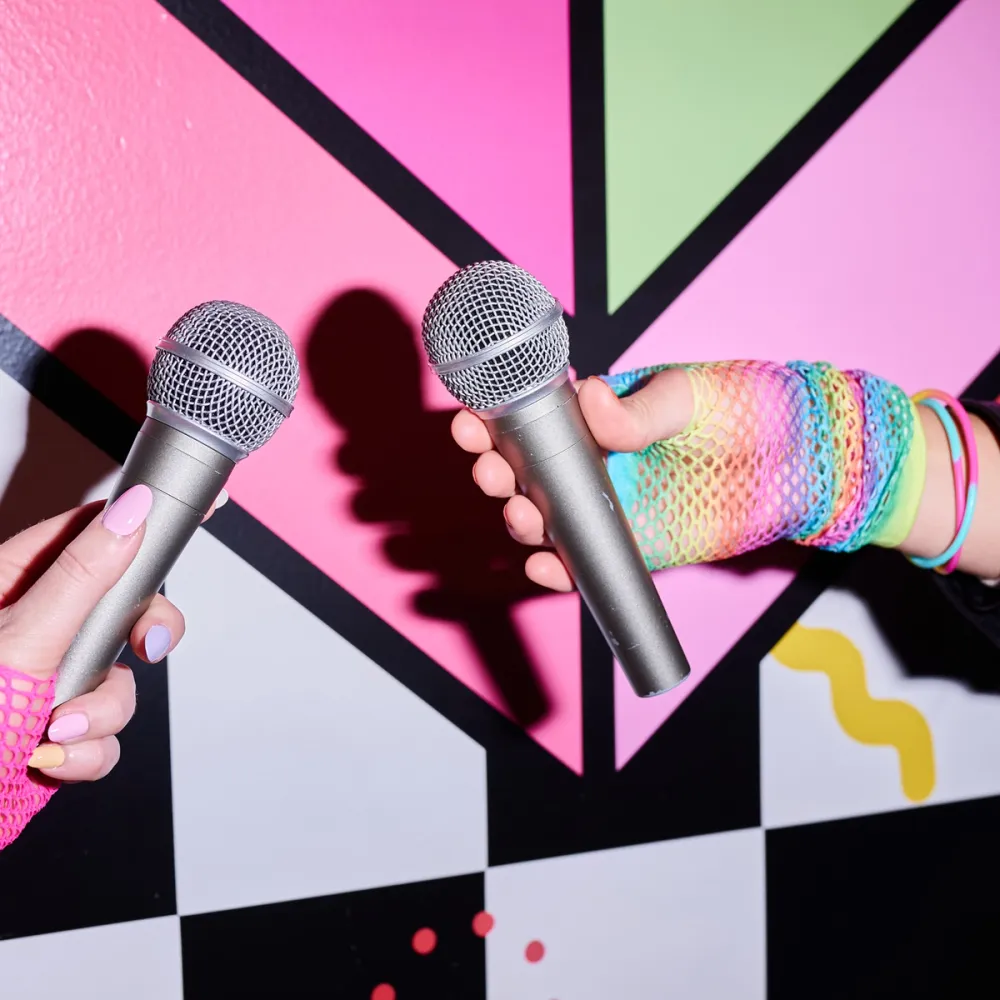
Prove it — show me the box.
[102,484,154,536]
[144,624,172,662]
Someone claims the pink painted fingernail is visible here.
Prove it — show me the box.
[48,712,89,743]
[102,484,153,536]
[144,624,172,662]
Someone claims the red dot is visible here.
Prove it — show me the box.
[471,911,495,938]
[412,927,437,955]
[525,940,545,963]
[371,986,395,1000]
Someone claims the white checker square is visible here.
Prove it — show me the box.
[0,915,183,998]
[167,529,487,916]
[762,586,1000,829]
[485,828,765,1000]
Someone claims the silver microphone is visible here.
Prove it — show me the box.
[53,301,300,706]
[422,261,691,698]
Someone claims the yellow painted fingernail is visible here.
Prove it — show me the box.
[28,744,65,770]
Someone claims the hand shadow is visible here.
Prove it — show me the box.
[306,289,552,728]
[0,328,147,562]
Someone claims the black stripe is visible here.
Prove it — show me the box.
[569,0,618,779]
[156,0,502,272]
[568,0,609,331]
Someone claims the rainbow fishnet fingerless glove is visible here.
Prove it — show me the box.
[602,360,926,571]
[1,665,56,850]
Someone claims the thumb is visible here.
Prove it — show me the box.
[578,368,693,453]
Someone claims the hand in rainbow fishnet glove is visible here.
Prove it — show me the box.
[602,360,924,570]
[452,360,925,592]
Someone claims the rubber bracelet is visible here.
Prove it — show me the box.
[909,393,977,572]
[909,391,979,572]
[915,398,966,571]
[927,393,978,574]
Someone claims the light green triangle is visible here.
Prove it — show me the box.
[604,0,913,313]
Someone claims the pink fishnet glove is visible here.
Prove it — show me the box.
[0,664,57,850]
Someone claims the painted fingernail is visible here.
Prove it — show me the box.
[102,484,154,536]
[215,488,229,509]
[28,744,65,770]
[48,712,89,743]
[144,623,172,662]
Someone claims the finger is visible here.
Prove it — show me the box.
[0,485,153,678]
[45,662,135,745]
[28,735,120,782]
[473,451,517,498]
[451,409,493,454]
[0,502,103,604]
[504,494,547,547]
[129,593,185,663]
[201,488,229,524]
[525,551,575,592]
[578,368,694,453]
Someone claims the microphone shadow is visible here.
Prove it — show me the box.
[305,289,553,729]
[0,328,148,591]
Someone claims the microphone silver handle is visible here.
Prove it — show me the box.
[485,375,691,698]
[53,416,235,706]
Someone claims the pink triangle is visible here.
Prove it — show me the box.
[613,0,1000,769]
[223,0,575,313]
[0,0,581,773]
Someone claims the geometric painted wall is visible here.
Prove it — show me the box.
[604,0,914,310]
[1,0,999,996]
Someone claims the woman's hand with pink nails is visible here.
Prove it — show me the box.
[0,487,223,788]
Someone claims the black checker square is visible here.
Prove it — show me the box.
[766,795,1000,1000]
[180,872,486,1000]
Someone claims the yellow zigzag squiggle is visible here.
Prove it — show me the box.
[771,623,935,802]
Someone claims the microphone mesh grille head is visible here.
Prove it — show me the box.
[421,261,569,411]
[148,301,300,455]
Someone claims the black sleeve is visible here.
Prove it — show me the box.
[930,399,1000,647]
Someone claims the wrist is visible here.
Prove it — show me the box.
[901,408,1000,578]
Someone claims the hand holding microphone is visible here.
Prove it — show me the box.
[454,368,695,593]
[53,300,299,707]
[1,300,298,851]
[423,261,691,698]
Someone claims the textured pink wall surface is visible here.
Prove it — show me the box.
[0,0,582,771]
[222,0,576,313]
[611,0,1000,767]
